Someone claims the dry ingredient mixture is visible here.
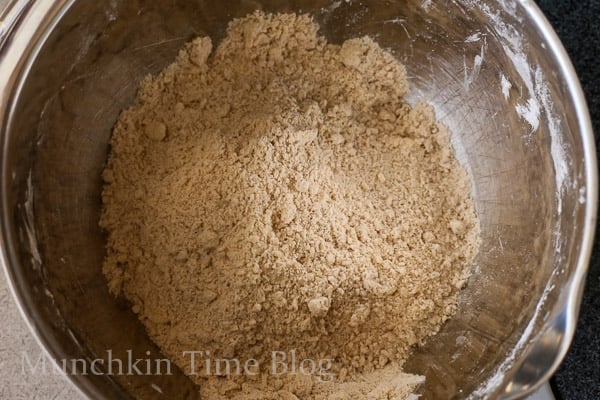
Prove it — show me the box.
[100,12,480,400]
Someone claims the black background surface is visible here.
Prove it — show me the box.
[534,1,600,399]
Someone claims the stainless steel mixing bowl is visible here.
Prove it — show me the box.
[0,0,596,398]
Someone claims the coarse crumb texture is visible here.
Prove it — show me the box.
[100,11,480,400]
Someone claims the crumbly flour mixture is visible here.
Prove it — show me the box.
[100,12,480,400]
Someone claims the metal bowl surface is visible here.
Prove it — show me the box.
[0,0,596,398]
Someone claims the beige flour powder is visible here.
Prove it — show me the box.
[100,12,480,400]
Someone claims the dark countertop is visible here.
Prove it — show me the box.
[534,1,600,399]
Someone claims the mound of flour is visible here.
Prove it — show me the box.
[100,12,480,399]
